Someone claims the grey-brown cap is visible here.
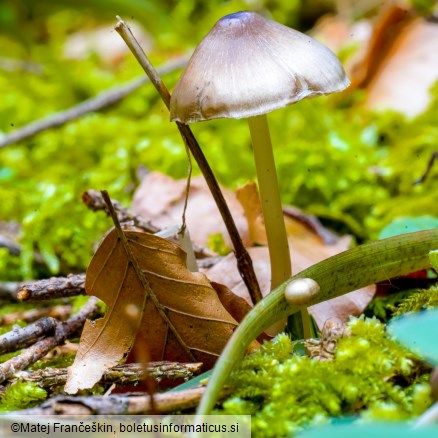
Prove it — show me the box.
[170,11,350,124]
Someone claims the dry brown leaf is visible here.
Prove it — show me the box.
[211,281,253,324]
[236,182,340,245]
[232,183,375,327]
[236,183,267,245]
[345,4,438,117]
[131,171,251,248]
[133,172,374,329]
[63,22,153,66]
[212,281,271,344]
[65,228,242,393]
[204,241,375,329]
[365,16,438,117]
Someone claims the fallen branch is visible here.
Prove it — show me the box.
[0,56,187,149]
[413,151,438,184]
[14,386,230,415]
[0,305,72,325]
[17,274,86,301]
[282,205,339,245]
[14,361,203,390]
[0,297,99,383]
[82,190,159,232]
[0,235,21,256]
[0,317,57,355]
[0,282,19,301]
[16,257,222,306]
[0,56,42,74]
[83,190,214,259]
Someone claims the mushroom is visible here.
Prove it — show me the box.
[170,11,349,292]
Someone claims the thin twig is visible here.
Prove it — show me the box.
[101,190,196,362]
[0,305,72,325]
[14,386,230,415]
[115,17,262,304]
[0,282,19,301]
[282,205,339,245]
[413,401,438,427]
[413,151,438,184]
[180,134,193,234]
[83,190,214,259]
[83,190,159,232]
[13,361,203,390]
[17,274,86,301]
[0,56,187,149]
[0,317,57,355]
[0,235,21,256]
[0,297,100,383]
[0,56,42,74]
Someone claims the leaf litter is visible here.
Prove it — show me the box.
[65,171,377,393]
[65,226,256,393]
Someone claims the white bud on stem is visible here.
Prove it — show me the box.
[285,278,320,306]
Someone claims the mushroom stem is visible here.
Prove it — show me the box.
[247,114,292,289]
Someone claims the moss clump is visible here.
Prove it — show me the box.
[0,381,47,412]
[30,353,76,371]
[392,285,438,317]
[217,317,432,437]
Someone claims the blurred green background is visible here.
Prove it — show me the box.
[0,0,437,280]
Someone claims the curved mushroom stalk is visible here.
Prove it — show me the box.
[170,10,350,313]
[247,114,291,289]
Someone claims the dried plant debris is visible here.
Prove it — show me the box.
[65,228,253,394]
[304,318,351,361]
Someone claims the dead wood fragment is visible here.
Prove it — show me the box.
[0,56,188,149]
[17,274,86,301]
[0,56,42,74]
[0,282,19,301]
[14,361,203,389]
[0,297,100,383]
[14,386,230,415]
[0,305,72,325]
[197,256,224,269]
[282,205,339,245]
[413,151,438,184]
[0,235,21,256]
[431,368,438,402]
[82,190,160,232]
[82,190,214,259]
[0,317,57,355]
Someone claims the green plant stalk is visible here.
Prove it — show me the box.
[247,114,292,289]
[248,114,311,337]
[196,229,438,416]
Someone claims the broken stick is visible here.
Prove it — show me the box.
[83,190,214,259]
[0,297,100,383]
[17,274,86,301]
[14,361,203,390]
[0,305,72,325]
[0,317,57,355]
[13,386,230,415]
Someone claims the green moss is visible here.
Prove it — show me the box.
[392,285,438,317]
[30,353,76,371]
[0,381,47,412]
[217,317,432,437]
[409,0,437,14]
[0,4,437,282]
[207,233,231,256]
[364,290,413,322]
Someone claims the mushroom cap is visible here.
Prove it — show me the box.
[170,11,350,123]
